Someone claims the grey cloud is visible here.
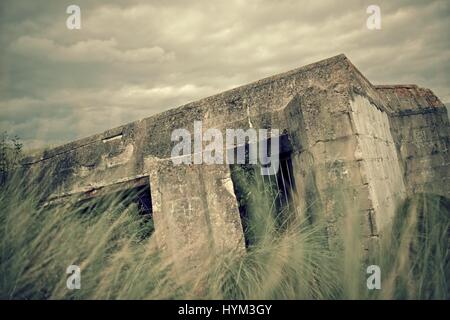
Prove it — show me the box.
[0,0,449,150]
[10,36,174,63]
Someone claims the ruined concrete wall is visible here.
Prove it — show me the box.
[274,58,411,254]
[146,158,244,263]
[22,54,356,200]
[349,95,406,233]
[281,86,406,252]
[377,85,450,198]
[281,88,370,250]
[270,59,448,253]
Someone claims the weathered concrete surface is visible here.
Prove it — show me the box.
[21,54,450,256]
[377,85,450,198]
[281,90,406,251]
[350,95,406,232]
[145,157,245,263]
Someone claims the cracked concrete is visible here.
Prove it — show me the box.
[20,54,450,257]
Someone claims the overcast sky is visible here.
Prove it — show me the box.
[0,0,449,150]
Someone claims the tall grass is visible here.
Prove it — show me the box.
[375,194,449,299]
[0,170,448,299]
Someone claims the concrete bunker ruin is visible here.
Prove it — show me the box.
[21,54,450,258]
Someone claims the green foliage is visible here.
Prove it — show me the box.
[0,132,23,186]
[375,194,450,299]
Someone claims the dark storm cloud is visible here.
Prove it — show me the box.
[0,0,449,149]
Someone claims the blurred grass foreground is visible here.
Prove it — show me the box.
[0,161,448,299]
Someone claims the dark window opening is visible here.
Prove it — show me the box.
[74,177,154,239]
[269,152,296,219]
[230,134,295,248]
[78,177,152,213]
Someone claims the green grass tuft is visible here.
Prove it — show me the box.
[0,171,448,299]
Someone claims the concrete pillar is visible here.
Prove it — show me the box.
[145,157,245,267]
